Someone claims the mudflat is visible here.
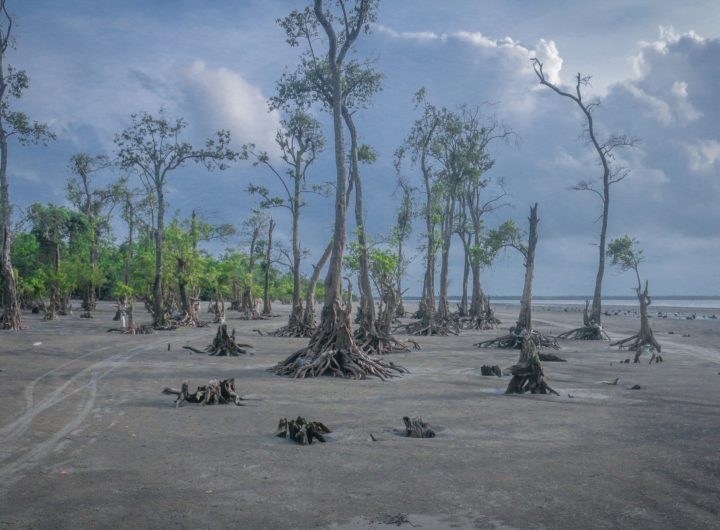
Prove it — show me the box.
[1,302,718,529]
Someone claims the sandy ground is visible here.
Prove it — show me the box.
[0,301,719,529]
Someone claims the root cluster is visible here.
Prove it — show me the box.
[476,327,559,350]
[273,304,407,380]
[557,324,609,341]
[162,378,244,407]
[183,324,253,356]
[276,416,331,445]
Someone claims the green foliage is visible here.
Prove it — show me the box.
[608,236,644,274]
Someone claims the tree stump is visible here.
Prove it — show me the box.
[402,416,435,438]
[276,416,331,445]
[162,378,244,407]
[183,324,253,356]
[505,338,559,396]
[481,365,502,377]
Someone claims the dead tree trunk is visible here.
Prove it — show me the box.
[262,219,275,316]
[162,378,244,407]
[477,204,557,349]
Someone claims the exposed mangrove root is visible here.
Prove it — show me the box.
[355,330,412,355]
[402,416,435,438]
[505,338,559,396]
[459,309,502,330]
[476,325,559,350]
[276,416,331,445]
[237,308,268,321]
[557,324,609,341]
[557,300,609,340]
[272,302,407,379]
[271,321,316,338]
[107,324,154,335]
[162,378,244,407]
[183,324,253,356]
[611,337,663,363]
[394,315,460,337]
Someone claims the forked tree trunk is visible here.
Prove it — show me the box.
[273,1,404,378]
[302,240,332,331]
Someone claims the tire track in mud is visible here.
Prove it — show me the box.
[0,332,206,487]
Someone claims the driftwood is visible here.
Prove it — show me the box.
[481,365,502,377]
[162,378,244,407]
[276,416,331,445]
[402,416,435,438]
[505,338,559,396]
[183,324,254,356]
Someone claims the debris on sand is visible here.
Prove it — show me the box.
[602,378,619,385]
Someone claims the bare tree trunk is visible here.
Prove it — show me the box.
[262,219,275,316]
[459,235,470,317]
[289,176,303,327]
[343,108,378,343]
[0,130,20,329]
[516,204,538,332]
[153,182,166,327]
[437,194,455,321]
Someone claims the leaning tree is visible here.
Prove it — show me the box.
[114,110,237,328]
[244,108,326,336]
[607,236,662,363]
[0,0,55,329]
[477,204,558,350]
[65,153,123,315]
[532,59,638,340]
[272,0,405,379]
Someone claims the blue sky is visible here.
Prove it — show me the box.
[7,0,720,296]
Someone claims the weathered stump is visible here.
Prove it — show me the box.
[162,378,244,407]
[481,365,502,377]
[505,338,559,396]
[276,416,331,445]
[402,416,435,438]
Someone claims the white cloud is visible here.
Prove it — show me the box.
[179,60,281,155]
[685,139,720,172]
[377,24,564,85]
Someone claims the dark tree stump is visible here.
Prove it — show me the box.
[276,416,331,445]
[162,378,244,407]
[481,365,502,377]
[183,324,254,356]
[505,338,559,396]
[402,416,435,438]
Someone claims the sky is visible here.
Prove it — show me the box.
[7,0,720,297]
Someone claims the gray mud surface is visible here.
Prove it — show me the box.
[1,302,719,529]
